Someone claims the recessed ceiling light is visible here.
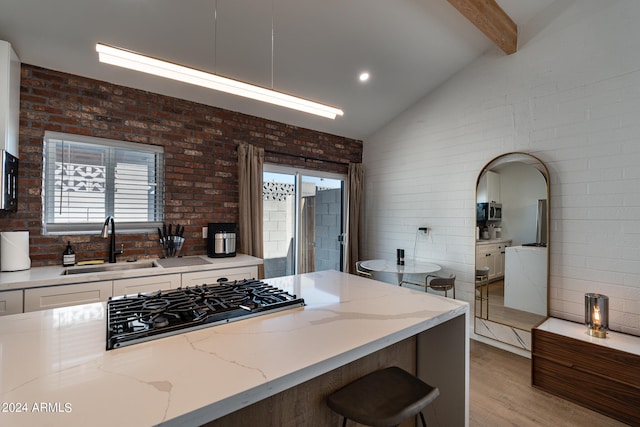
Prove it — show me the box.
[359,72,370,82]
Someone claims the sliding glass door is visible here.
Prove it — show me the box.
[263,165,345,279]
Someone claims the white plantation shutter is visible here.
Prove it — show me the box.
[54,162,106,222]
[115,163,156,221]
[44,131,164,234]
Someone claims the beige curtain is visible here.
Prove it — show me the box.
[238,143,264,276]
[346,163,364,274]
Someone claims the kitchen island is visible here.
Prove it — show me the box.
[504,245,547,316]
[0,270,468,426]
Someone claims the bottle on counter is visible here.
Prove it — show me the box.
[62,241,76,267]
[481,227,490,240]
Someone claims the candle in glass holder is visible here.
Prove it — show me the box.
[585,293,608,338]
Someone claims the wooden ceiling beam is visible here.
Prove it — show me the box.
[446,0,518,55]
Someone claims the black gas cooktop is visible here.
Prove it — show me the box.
[106,278,304,350]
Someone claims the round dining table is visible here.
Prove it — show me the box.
[359,259,441,285]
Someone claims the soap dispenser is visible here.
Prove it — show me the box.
[62,241,76,267]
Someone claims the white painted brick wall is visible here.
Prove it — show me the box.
[262,198,294,259]
[364,0,640,335]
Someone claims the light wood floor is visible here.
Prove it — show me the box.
[485,280,546,330]
[470,339,627,426]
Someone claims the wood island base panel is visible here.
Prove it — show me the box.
[205,337,417,427]
[0,270,469,427]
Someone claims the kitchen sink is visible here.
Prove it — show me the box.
[61,261,159,275]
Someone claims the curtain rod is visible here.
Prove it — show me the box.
[264,149,351,166]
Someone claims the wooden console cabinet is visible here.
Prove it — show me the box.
[532,318,640,425]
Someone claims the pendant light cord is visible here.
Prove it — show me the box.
[213,0,218,73]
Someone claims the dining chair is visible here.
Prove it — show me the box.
[355,261,373,278]
[425,273,456,299]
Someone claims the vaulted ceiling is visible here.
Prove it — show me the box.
[0,0,555,140]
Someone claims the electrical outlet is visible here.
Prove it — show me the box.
[418,227,429,234]
[202,226,208,239]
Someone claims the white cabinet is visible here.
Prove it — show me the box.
[494,242,510,278]
[476,244,497,280]
[181,266,258,287]
[477,170,501,203]
[476,241,510,281]
[0,289,23,315]
[24,280,112,312]
[494,249,504,278]
[112,274,181,296]
[0,40,20,156]
[14,257,262,312]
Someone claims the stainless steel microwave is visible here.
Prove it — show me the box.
[477,202,502,221]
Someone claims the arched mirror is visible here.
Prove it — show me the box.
[474,152,550,352]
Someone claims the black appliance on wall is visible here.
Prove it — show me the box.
[0,150,18,211]
[207,223,237,258]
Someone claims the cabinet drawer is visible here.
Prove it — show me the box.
[0,289,23,316]
[533,328,640,385]
[476,244,494,255]
[533,356,640,425]
[24,281,113,312]
[113,274,181,296]
[181,266,259,287]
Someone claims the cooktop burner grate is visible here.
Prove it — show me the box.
[106,279,304,350]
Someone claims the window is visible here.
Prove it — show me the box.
[43,131,164,234]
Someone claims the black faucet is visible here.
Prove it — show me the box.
[101,216,123,263]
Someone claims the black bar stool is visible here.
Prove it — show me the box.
[327,366,440,426]
[475,267,490,319]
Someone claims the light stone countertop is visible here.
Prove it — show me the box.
[508,245,546,251]
[0,254,263,291]
[537,317,640,356]
[0,270,468,427]
[475,238,512,245]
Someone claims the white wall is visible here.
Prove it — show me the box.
[497,163,547,246]
[263,197,294,259]
[364,0,640,336]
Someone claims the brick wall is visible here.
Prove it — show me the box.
[0,64,362,266]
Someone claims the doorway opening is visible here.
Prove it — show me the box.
[262,165,345,279]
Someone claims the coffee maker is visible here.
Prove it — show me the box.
[207,223,237,258]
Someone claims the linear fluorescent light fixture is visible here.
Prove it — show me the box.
[96,43,343,119]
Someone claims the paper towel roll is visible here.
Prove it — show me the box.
[1,231,31,272]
